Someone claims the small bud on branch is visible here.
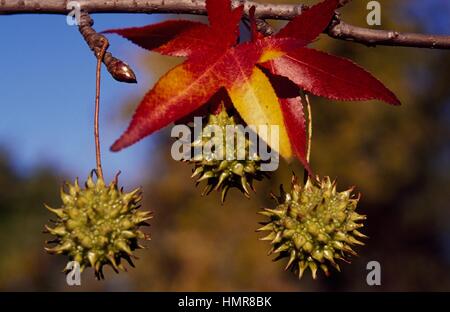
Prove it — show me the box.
[78,12,137,83]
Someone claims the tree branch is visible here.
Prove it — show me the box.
[1,0,450,50]
[328,20,450,49]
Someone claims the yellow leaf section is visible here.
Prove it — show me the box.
[259,49,284,63]
[257,38,294,63]
[227,67,293,160]
[154,64,194,100]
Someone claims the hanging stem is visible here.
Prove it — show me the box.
[305,94,313,163]
[303,93,313,184]
[94,39,109,180]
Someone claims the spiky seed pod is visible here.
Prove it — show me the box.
[44,171,151,279]
[258,175,366,279]
[190,107,268,202]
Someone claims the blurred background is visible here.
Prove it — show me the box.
[0,0,449,291]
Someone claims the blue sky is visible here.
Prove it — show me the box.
[0,14,163,186]
[0,1,448,187]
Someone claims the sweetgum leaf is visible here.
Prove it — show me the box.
[263,48,401,105]
[110,31,300,157]
[106,0,400,171]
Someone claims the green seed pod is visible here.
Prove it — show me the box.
[44,171,151,279]
[258,175,366,279]
[189,107,269,202]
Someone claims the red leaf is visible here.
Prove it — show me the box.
[107,0,400,172]
[263,48,401,105]
[280,97,310,172]
[277,0,339,44]
[206,0,243,48]
[110,34,299,153]
[103,20,212,57]
[111,41,264,151]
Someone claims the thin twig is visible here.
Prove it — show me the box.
[94,40,108,180]
[2,0,450,49]
[305,94,313,164]
[78,12,137,83]
[303,94,313,185]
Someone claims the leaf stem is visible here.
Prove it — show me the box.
[303,93,313,184]
[94,39,109,180]
[305,94,312,164]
